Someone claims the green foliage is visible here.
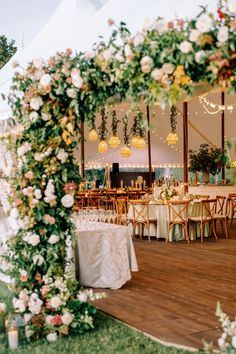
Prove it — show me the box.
[0,35,16,69]
[188,144,227,175]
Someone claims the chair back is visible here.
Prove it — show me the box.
[200,199,216,221]
[129,200,149,223]
[227,193,236,216]
[87,194,100,209]
[114,197,128,217]
[198,195,209,200]
[215,195,227,215]
[167,200,189,224]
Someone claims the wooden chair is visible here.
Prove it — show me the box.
[228,193,236,227]
[74,193,86,211]
[189,199,218,242]
[129,200,157,242]
[166,200,190,243]
[113,197,128,225]
[214,195,229,238]
[86,194,101,209]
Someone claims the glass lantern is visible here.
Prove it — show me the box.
[6,313,25,347]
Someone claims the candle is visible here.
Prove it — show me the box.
[135,181,138,189]
[131,180,134,188]
[120,179,123,188]
[143,180,146,189]
[8,328,18,350]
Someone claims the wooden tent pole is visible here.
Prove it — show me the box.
[221,91,225,181]
[146,106,153,187]
[183,101,188,192]
[80,118,85,179]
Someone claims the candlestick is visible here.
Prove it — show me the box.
[8,327,18,350]
[135,181,138,189]
[120,179,123,188]
[131,180,134,188]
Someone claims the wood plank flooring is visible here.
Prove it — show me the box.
[94,224,236,350]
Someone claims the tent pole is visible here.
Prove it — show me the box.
[183,101,188,192]
[221,91,225,181]
[80,118,85,179]
[146,106,153,188]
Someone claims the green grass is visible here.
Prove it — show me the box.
[0,281,201,354]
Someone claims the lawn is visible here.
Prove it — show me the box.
[0,281,202,354]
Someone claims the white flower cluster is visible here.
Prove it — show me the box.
[77,289,106,303]
[13,289,29,313]
[57,148,68,163]
[61,194,74,208]
[28,292,43,314]
[44,179,56,204]
[140,55,153,73]
[30,96,43,111]
[42,275,71,302]
[151,63,174,82]
[17,142,32,157]
[216,303,236,353]
[228,0,236,14]
[71,68,83,88]
[34,147,52,162]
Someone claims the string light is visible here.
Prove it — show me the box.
[199,96,234,115]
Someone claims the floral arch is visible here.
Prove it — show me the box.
[3,0,236,341]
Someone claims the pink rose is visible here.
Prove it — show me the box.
[25,171,34,180]
[43,214,56,225]
[51,315,63,326]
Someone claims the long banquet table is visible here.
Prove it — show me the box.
[75,221,138,289]
[128,200,209,241]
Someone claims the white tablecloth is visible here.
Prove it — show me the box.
[75,222,138,289]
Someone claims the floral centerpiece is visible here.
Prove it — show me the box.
[159,185,178,201]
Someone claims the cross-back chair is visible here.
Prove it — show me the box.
[166,200,190,243]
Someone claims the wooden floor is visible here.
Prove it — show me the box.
[94,224,236,350]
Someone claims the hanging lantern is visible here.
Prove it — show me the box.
[166,133,179,145]
[136,137,146,150]
[131,136,139,148]
[120,145,132,158]
[88,129,98,142]
[108,135,120,148]
[98,140,108,154]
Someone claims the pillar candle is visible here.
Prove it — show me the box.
[8,328,18,350]
[131,180,134,188]
[120,179,123,188]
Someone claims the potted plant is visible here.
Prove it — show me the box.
[188,144,227,184]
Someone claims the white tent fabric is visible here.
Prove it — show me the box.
[0,0,216,118]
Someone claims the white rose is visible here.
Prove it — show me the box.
[34,152,43,162]
[162,63,174,74]
[155,19,168,33]
[10,208,19,219]
[32,254,44,266]
[13,298,26,313]
[217,26,229,43]
[61,194,74,208]
[30,97,43,110]
[50,296,62,309]
[151,68,163,81]
[48,234,60,244]
[40,74,51,87]
[140,56,153,67]
[228,0,236,14]
[46,333,58,342]
[19,269,27,277]
[61,312,73,325]
[195,50,205,64]
[141,65,152,73]
[27,234,40,246]
[25,326,34,338]
[33,58,43,68]
[196,13,213,33]
[17,146,26,157]
[102,48,113,61]
[44,147,52,157]
[45,315,53,325]
[57,148,68,163]
[41,113,51,121]
[29,112,38,122]
[66,88,77,98]
[78,292,88,302]
[179,41,193,54]
[189,29,201,43]
[24,313,32,323]
[84,51,96,59]
[71,68,83,88]
[34,189,42,199]
[133,32,145,46]
[232,335,236,348]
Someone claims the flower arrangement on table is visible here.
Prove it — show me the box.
[159,185,178,201]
